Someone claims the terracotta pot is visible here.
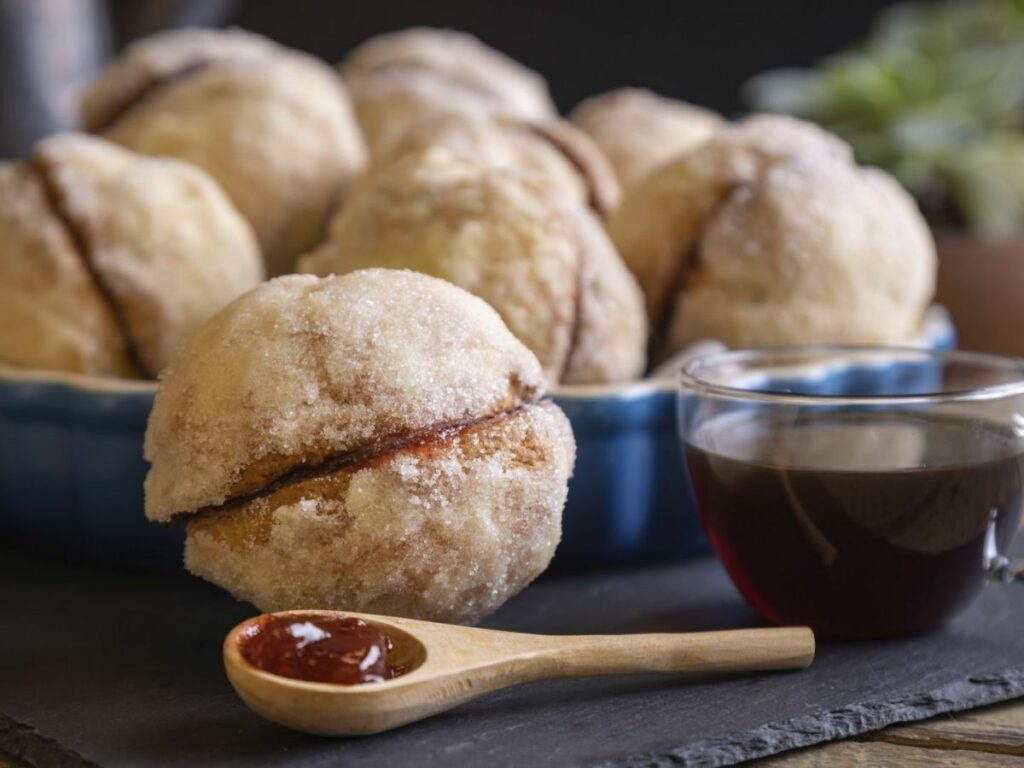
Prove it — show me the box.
[935,232,1024,357]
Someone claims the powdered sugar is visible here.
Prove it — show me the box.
[144,269,548,521]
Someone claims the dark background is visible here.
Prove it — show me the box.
[0,0,926,159]
[228,0,909,114]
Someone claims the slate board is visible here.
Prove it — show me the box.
[2,544,1023,768]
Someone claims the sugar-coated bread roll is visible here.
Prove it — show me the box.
[609,115,852,325]
[342,27,555,125]
[144,270,575,624]
[0,164,135,377]
[609,115,934,356]
[570,88,721,192]
[82,28,367,276]
[299,150,646,384]
[0,133,263,377]
[668,156,936,350]
[369,110,621,216]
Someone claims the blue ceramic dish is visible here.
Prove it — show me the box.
[0,309,955,570]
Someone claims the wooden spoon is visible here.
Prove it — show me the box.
[224,609,814,736]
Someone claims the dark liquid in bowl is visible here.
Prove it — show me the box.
[685,411,1024,638]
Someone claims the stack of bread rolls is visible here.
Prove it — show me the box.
[0,26,938,623]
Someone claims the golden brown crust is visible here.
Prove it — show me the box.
[185,401,573,624]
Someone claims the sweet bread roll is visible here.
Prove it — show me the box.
[342,27,555,125]
[298,149,646,384]
[667,156,936,350]
[0,164,135,377]
[570,88,721,192]
[144,270,575,624]
[609,114,929,357]
[0,133,263,377]
[369,110,621,216]
[82,28,366,276]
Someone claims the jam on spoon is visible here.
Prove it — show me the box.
[240,613,406,684]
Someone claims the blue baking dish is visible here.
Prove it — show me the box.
[0,308,955,570]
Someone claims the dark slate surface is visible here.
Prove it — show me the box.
[2,544,1023,768]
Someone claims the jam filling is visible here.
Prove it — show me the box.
[240,613,408,685]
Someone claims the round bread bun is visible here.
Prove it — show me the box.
[570,87,722,192]
[298,149,647,384]
[342,27,555,124]
[369,109,621,216]
[144,270,575,624]
[0,133,263,378]
[608,115,859,353]
[82,28,367,277]
[667,155,936,350]
[0,163,136,377]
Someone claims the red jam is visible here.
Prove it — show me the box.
[240,613,404,685]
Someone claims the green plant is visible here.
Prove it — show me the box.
[746,0,1024,234]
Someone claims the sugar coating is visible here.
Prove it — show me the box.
[0,164,136,376]
[608,114,856,328]
[298,150,646,384]
[92,32,366,276]
[80,27,278,132]
[342,27,555,125]
[34,133,264,376]
[185,402,575,624]
[346,66,505,158]
[144,270,549,521]
[669,155,936,349]
[570,87,722,192]
[368,110,612,214]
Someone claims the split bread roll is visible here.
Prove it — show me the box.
[344,28,619,217]
[298,149,647,385]
[570,87,721,192]
[82,28,367,276]
[607,114,936,359]
[0,133,262,378]
[144,270,575,624]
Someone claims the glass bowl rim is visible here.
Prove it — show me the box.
[679,345,1024,407]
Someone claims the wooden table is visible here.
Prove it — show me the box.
[2,699,1020,767]
[762,699,1024,766]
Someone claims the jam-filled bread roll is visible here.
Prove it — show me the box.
[299,150,646,384]
[570,87,721,193]
[608,114,935,357]
[666,156,936,352]
[144,270,575,624]
[82,28,366,276]
[0,133,262,378]
[343,28,619,215]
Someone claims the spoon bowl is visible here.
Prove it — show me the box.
[225,610,814,736]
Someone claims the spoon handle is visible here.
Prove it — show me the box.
[521,627,814,678]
